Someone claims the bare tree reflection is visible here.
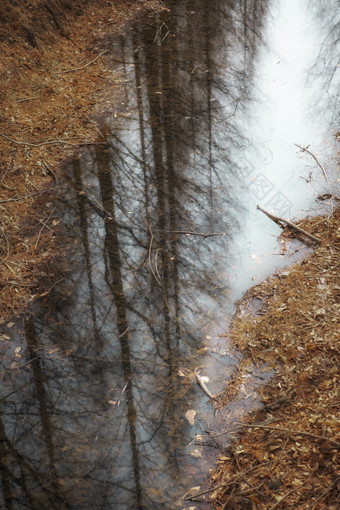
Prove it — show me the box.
[1,1,271,508]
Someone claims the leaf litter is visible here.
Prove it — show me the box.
[206,206,340,509]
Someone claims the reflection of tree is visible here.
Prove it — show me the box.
[307,0,339,125]
[0,1,269,508]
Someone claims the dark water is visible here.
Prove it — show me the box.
[1,1,339,508]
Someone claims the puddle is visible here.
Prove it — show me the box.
[0,0,339,508]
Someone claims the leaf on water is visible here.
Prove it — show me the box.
[196,347,208,354]
[188,486,201,494]
[185,409,196,426]
[108,400,118,406]
[190,449,203,459]
[14,346,21,354]
[7,322,14,328]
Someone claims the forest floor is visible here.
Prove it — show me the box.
[0,0,163,320]
[203,206,340,509]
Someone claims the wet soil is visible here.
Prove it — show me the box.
[0,0,163,320]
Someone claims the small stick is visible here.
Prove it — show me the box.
[0,279,36,287]
[307,476,340,509]
[34,209,54,249]
[295,144,329,181]
[57,50,107,74]
[0,133,78,147]
[194,368,217,400]
[156,229,227,238]
[146,221,161,286]
[17,96,38,103]
[257,205,321,244]
[0,133,107,148]
[0,188,56,204]
[268,481,305,510]
[214,422,340,446]
[42,158,58,184]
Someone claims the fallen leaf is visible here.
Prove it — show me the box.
[185,409,196,426]
[190,449,203,459]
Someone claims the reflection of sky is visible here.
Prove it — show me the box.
[225,0,340,301]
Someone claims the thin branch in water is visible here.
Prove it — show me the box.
[155,229,227,239]
[257,205,321,244]
[295,143,329,181]
[146,221,161,286]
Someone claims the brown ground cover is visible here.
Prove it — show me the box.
[207,208,340,509]
[0,0,163,320]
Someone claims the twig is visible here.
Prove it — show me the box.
[39,277,65,297]
[268,482,306,509]
[0,133,78,147]
[295,144,329,181]
[221,486,236,509]
[8,357,39,371]
[257,205,321,244]
[17,96,38,103]
[57,50,107,74]
[0,188,55,204]
[183,483,226,501]
[194,367,217,400]
[0,279,36,287]
[215,422,340,446]
[42,158,58,184]
[308,476,340,509]
[0,133,106,148]
[35,209,55,249]
[146,221,161,286]
[155,229,227,238]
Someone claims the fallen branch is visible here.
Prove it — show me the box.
[257,205,321,244]
[57,50,107,74]
[295,144,329,181]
